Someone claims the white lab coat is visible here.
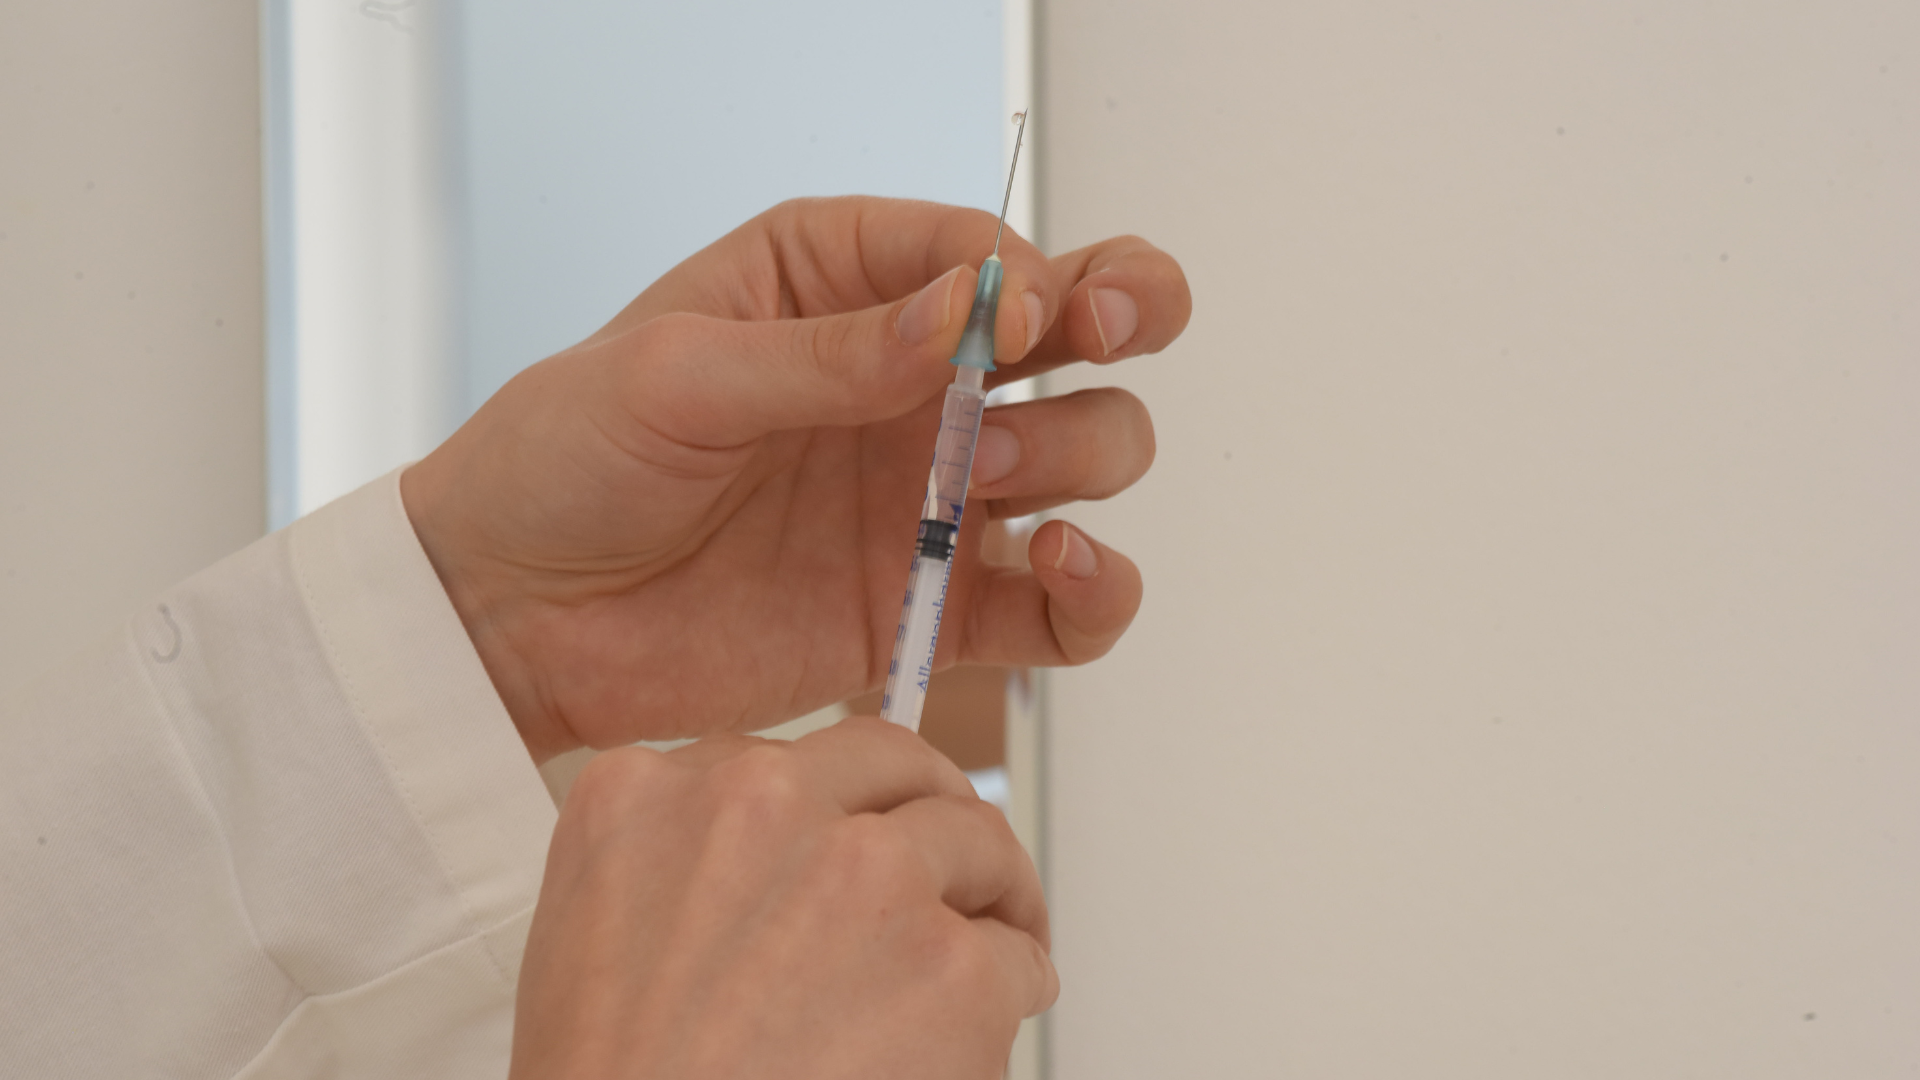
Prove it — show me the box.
[1,471,558,1077]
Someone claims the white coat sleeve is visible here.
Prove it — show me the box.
[0,469,559,1078]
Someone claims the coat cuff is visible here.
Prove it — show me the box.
[289,468,556,956]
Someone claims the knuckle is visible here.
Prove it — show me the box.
[706,743,808,824]
[803,316,858,380]
[607,313,720,448]
[835,714,895,737]
[764,195,827,222]
[926,921,1000,997]
[961,793,1020,845]
[839,713,920,751]
[630,310,706,366]
[844,714,946,765]
[829,717,970,796]
[564,747,668,832]
[571,746,662,799]
[950,205,999,236]
[818,814,918,893]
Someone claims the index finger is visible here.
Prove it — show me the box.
[631,196,1063,366]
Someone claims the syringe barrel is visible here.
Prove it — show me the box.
[879,553,952,731]
[917,375,986,525]
[881,376,988,730]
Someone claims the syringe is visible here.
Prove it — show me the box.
[881,110,1028,731]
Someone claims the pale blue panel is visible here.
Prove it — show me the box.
[453,0,1005,414]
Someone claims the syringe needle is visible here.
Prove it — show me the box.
[991,110,1029,259]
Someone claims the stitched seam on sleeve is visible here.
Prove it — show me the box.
[129,615,307,1004]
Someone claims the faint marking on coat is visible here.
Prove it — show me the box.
[151,605,182,664]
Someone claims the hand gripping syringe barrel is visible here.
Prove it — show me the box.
[880,111,1026,731]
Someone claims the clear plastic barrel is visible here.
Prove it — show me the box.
[918,369,986,525]
[880,371,988,730]
[880,554,953,731]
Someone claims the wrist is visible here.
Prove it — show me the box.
[400,460,582,765]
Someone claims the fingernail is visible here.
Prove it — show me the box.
[970,424,1020,488]
[896,266,962,346]
[1020,290,1045,355]
[1052,524,1098,580]
[1088,288,1139,358]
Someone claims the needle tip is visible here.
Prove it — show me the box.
[992,110,1029,258]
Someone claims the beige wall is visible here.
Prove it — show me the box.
[0,2,264,696]
[1039,2,1917,1076]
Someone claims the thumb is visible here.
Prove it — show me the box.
[613,264,978,448]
